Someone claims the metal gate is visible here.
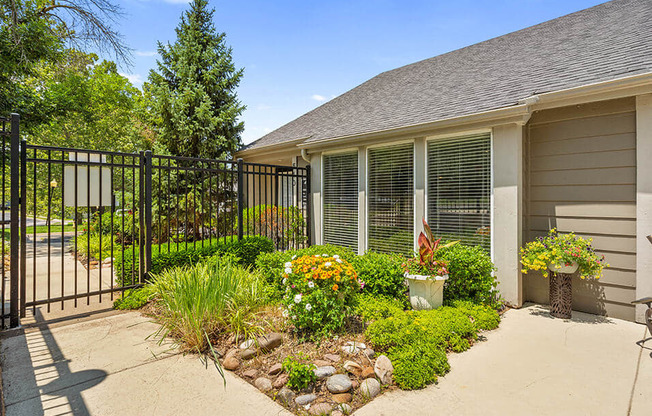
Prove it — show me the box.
[0,113,311,328]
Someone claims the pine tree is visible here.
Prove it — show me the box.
[148,0,245,159]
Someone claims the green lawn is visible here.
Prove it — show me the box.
[1,223,76,240]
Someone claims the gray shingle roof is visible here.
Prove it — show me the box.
[244,0,652,151]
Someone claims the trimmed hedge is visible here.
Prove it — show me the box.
[115,235,274,286]
[352,251,407,302]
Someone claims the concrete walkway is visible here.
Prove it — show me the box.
[0,304,649,416]
[357,304,651,416]
[0,312,292,416]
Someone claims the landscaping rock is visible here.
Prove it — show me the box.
[326,374,352,393]
[273,374,289,389]
[374,354,394,385]
[343,360,362,377]
[254,377,273,393]
[268,363,283,376]
[314,359,331,367]
[295,393,317,406]
[243,369,257,378]
[363,348,375,360]
[332,411,344,416]
[324,353,341,362]
[359,378,381,399]
[223,353,240,371]
[341,341,366,354]
[338,403,353,415]
[257,332,283,352]
[361,366,375,379]
[239,339,255,349]
[351,380,359,390]
[309,403,332,415]
[314,365,336,380]
[332,393,352,403]
[277,387,296,406]
[241,348,257,360]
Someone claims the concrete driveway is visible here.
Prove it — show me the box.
[0,304,649,416]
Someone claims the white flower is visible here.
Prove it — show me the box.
[292,315,296,320]
[282,309,289,317]
[336,258,342,263]
[292,255,297,260]
[284,267,292,274]
[324,262,332,267]
[322,254,328,257]
[284,262,292,268]
[282,278,287,285]
[315,255,320,258]
[294,294,302,303]
[308,281,314,288]
[305,303,312,311]
[333,255,340,259]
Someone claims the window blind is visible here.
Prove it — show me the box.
[323,152,358,250]
[427,135,491,251]
[367,143,414,255]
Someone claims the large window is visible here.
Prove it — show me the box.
[323,152,358,250]
[427,134,490,251]
[367,143,414,255]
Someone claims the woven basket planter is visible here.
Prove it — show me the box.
[547,262,578,319]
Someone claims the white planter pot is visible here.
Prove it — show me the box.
[405,273,449,310]
[547,262,579,274]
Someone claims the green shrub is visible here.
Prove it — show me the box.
[242,204,306,249]
[355,293,404,322]
[75,233,116,262]
[282,355,316,391]
[255,244,357,300]
[352,251,407,302]
[435,244,500,308]
[389,342,450,390]
[365,303,500,390]
[115,236,274,286]
[113,288,151,310]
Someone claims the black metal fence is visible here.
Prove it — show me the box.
[0,114,311,328]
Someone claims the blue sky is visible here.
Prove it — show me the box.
[114,0,605,144]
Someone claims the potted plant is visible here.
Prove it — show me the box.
[402,219,458,310]
[520,229,608,318]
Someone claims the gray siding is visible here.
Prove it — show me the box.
[525,97,637,321]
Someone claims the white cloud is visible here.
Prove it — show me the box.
[135,50,157,57]
[120,73,144,87]
[311,94,326,102]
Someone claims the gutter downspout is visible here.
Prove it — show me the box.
[301,149,311,164]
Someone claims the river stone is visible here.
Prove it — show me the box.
[374,355,394,385]
[326,374,352,393]
[277,387,295,406]
[361,366,375,379]
[313,365,336,380]
[341,341,366,354]
[332,411,344,416]
[314,359,330,367]
[241,348,257,360]
[309,403,332,415]
[332,393,352,403]
[254,377,273,393]
[343,360,362,376]
[223,354,240,371]
[295,393,317,406]
[324,353,341,362]
[273,373,289,389]
[239,339,255,349]
[268,363,283,376]
[243,369,257,378]
[257,332,283,352]
[359,378,381,398]
[363,348,375,359]
[338,403,353,415]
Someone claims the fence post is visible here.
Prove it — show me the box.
[143,151,153,278]
[9,114,19,328]
[19,139,26,318]
[305,165,311,247]
[237,158,244,241]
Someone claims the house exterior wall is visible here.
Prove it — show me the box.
[525,97,638,321]
[636,94,652,323]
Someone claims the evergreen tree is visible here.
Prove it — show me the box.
[148,0,245,159]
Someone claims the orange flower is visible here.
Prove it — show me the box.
[332,284,339,291]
